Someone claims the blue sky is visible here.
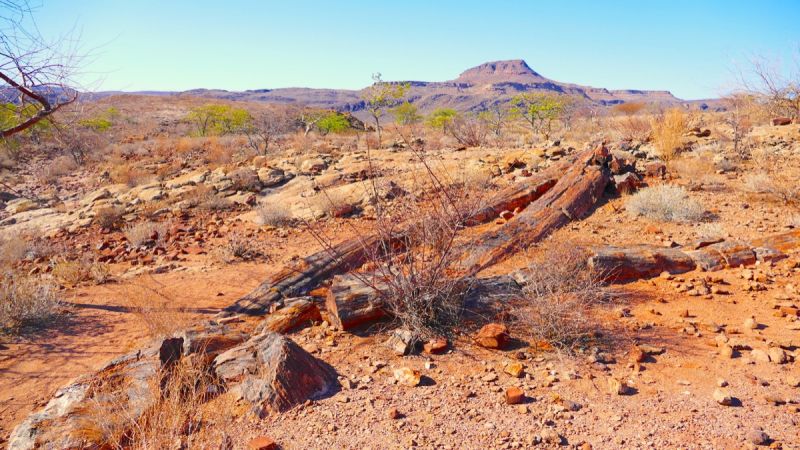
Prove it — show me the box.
[29,0,800,99]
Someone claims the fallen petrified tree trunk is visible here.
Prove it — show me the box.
[256,297,322,334]
[460,148,611,273]
[589,230,800,283]
[226,158,574,316]
[326,273,521,331]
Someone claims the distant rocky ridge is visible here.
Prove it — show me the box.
[86,60,716,117]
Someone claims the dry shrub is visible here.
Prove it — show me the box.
[650,108,687,161]
[122,283,190,339]
[324,141,490,342]
[255,203,294,226]
[94,205,126,229]
[670,154,719,186]
[41,155,79,179]
[52,257,112,286]
[742,171,800,203]
[0,235,30,265]
[612,115,652,141]
[626,184,706,222]
[448,114,489,147]
[125,221,168,247]
[0,270,61,334]
[512,242,612,352]
[84,355,224,449]
[206,136,232,166]
[111,164,153,187]
[215,232,265,263]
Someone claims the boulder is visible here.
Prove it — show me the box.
[214,332,337,416]
[772,117,792,126]
[475,323,509,349]
[613,172,641,194]
[257,167,291,187]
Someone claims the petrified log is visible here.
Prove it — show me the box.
[461,149,611,273]
[589,230,800,283]
[257,297,322,334]
[227,159,573,316]
[588,245,697,282]
[326,273,521,331]
[325,273,389,330]
[213,332,337,416]
[685,240,756,271]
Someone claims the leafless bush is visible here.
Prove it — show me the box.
[0,270,61,334]
[125,221,168,247]
[448,114,489,147]
[0,235,30,265]
[311,137,490,342]
[626,184,706,222]
[215,232,265,262]
[511,242,612,352]
[40,155,79,179]
[255,203,294,227]
[94,205,126,229]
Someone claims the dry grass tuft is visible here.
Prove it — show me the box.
[626,184,706,223]
[94,205,126,230]
[0,270,62,334]
[125,221,169,247]
[255,203,294,227]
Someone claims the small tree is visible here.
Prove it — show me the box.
[720,93,756,157]
[392,101,421,126]
[425,108,458,134]
[295,107,327,136]
[316,112,351,135]
[243,108,295,155]
[1,1,81,139]
[477,103,515,137]
[743,52,800,119]
[362,73,409,147]
[449,113,489,147]
[511,92,565,140]
[186,104,250,136]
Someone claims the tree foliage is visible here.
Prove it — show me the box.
[511,92,565,139]
[362,73,409,146]
[425,108,458,132]
[316,112,351,135]
[392,101,421,126]
[186,104,251,136]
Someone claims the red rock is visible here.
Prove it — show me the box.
[772,117,792,126]
[644,161,666,178]
[247,436,277,450]
[475,323,509,349]
[387,407,402,419]
[423,338,448,354]
[505,387,525,405]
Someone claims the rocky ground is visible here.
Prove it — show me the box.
[1,102,799,449]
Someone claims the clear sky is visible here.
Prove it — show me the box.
[27,0,800,99]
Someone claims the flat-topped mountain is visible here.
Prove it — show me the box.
[92,60,702,117]
[455,59,547,84]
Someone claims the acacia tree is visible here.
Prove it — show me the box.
[743,52,800,119]
[511,92,565,140]
[362,73,409,147]
[477,103,515,137]
[1,0,80,139]
[243,108,295,155]
[720,93,756,157]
